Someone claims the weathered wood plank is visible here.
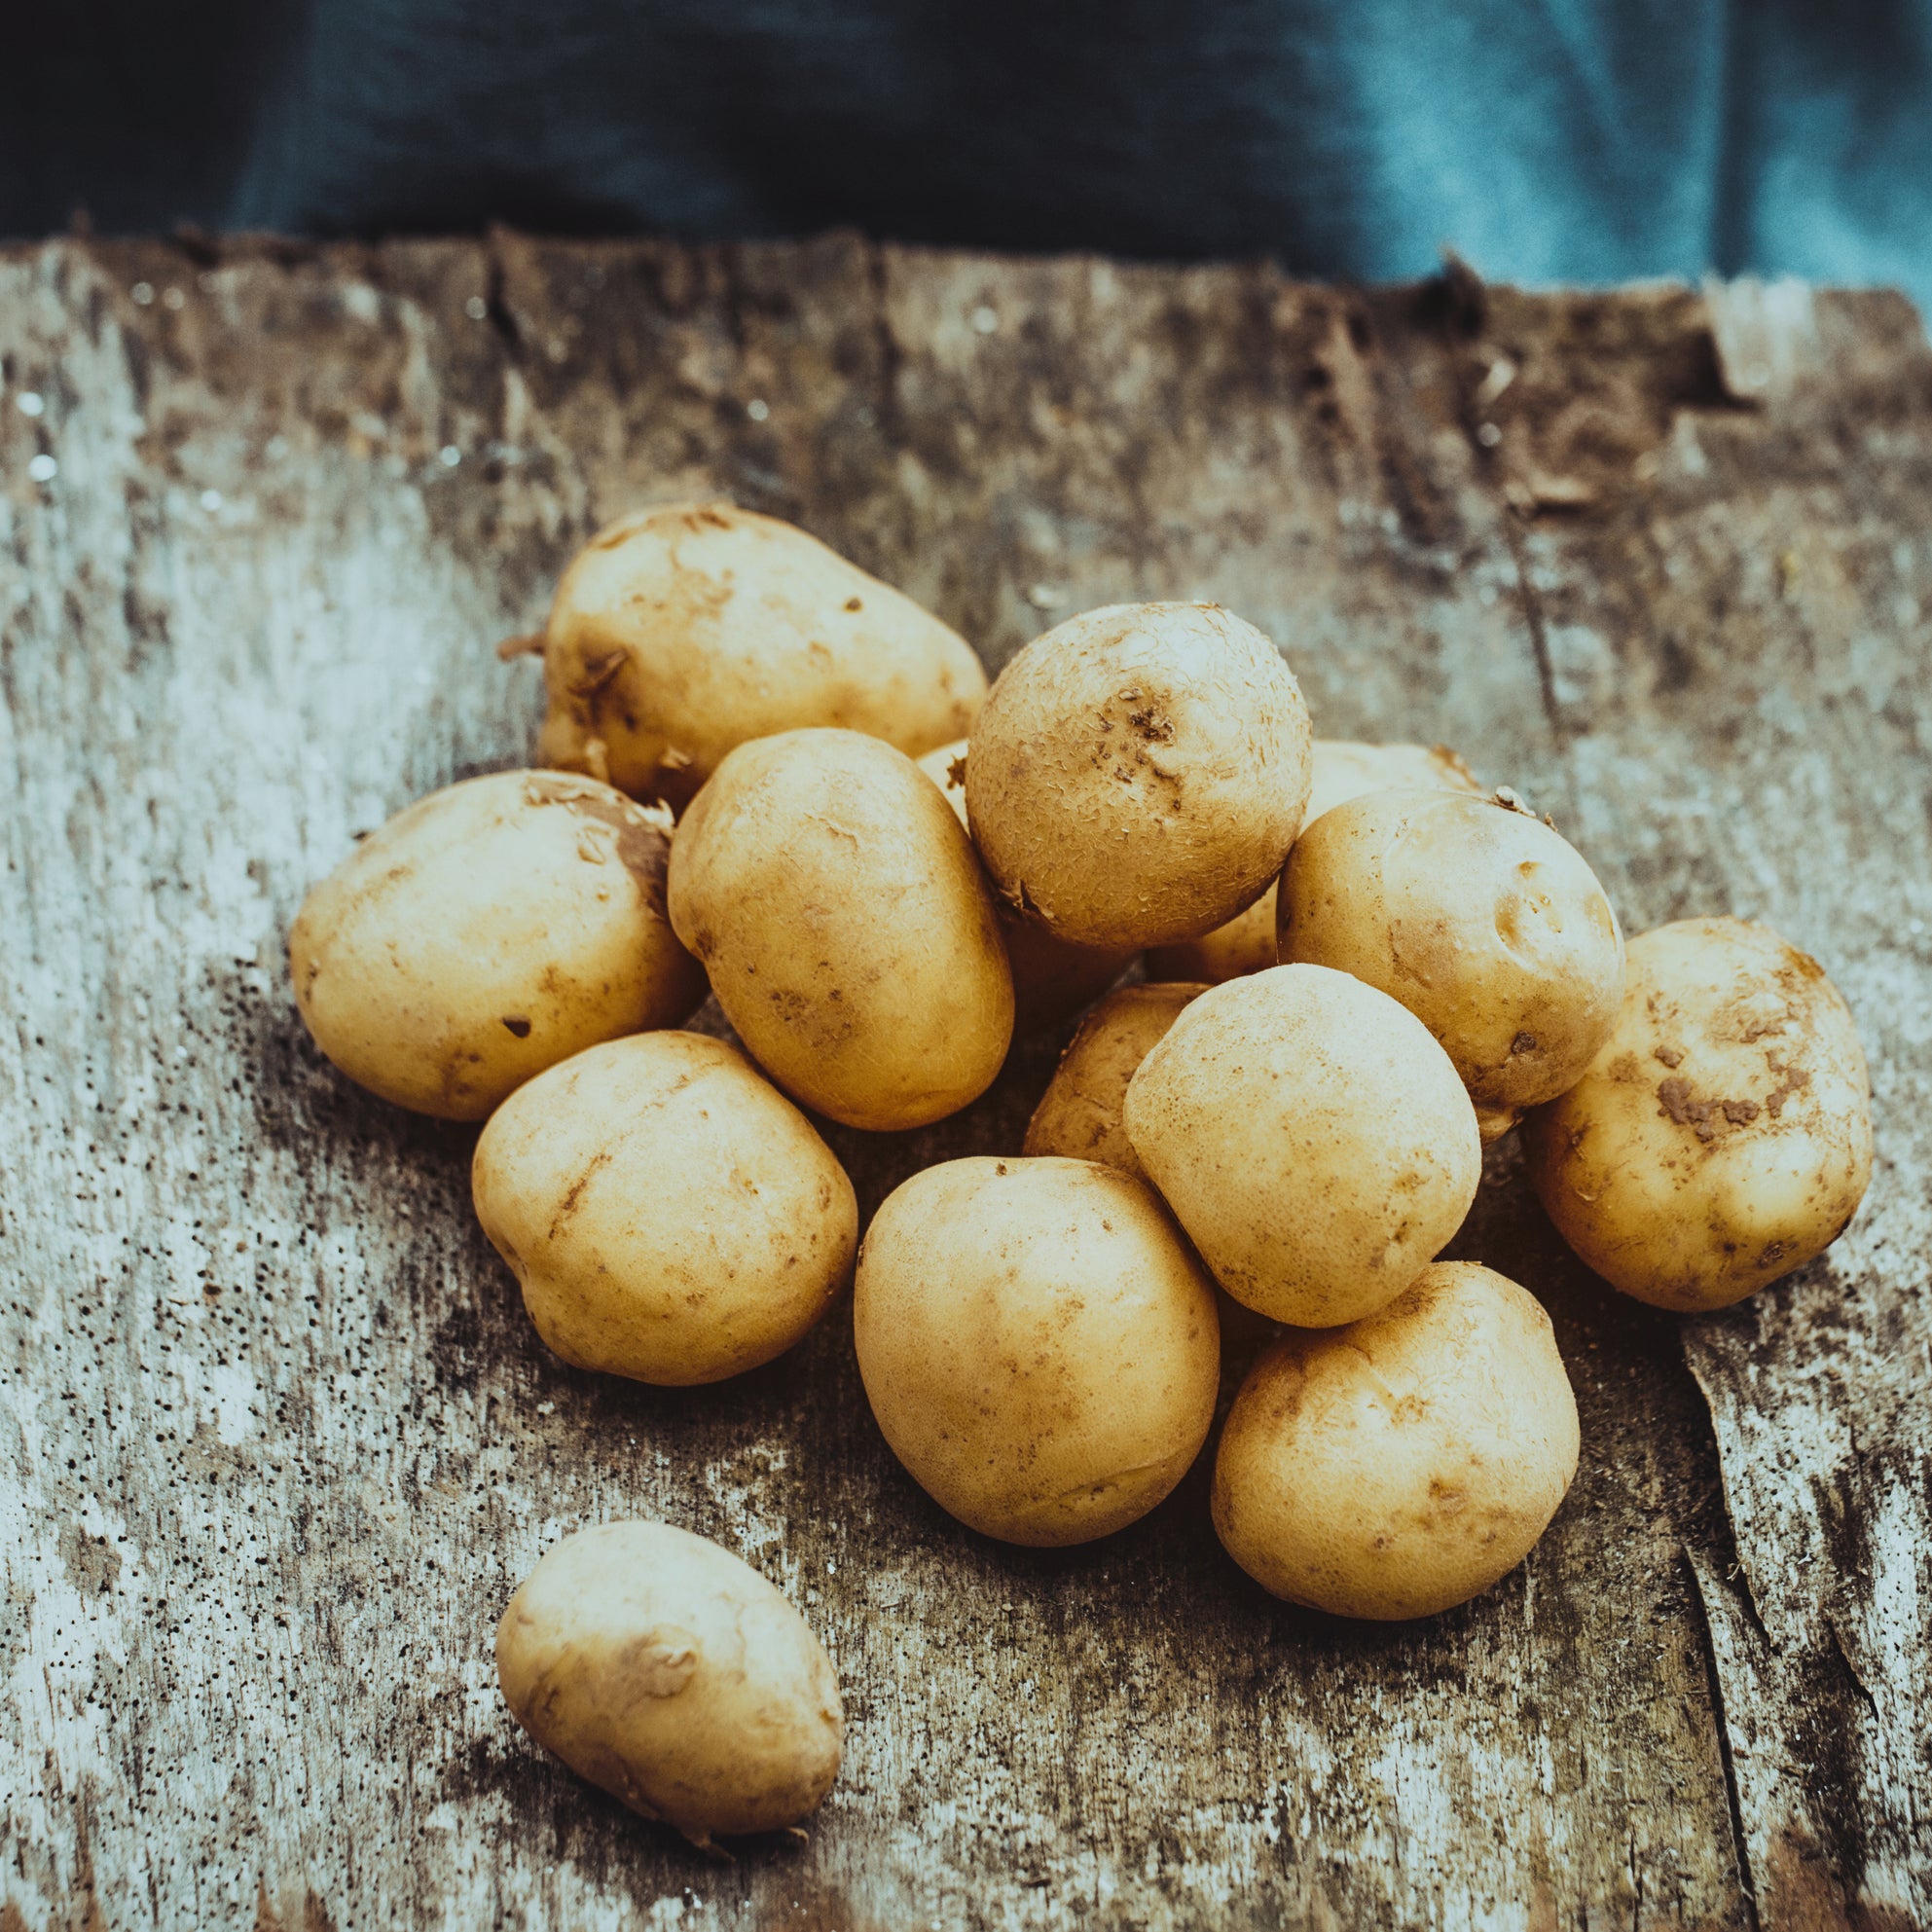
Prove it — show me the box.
[0,232,1925,1930]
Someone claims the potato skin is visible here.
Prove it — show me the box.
[495,1520,843,1843]
[1146,740,1481,984]
[917,739,1131,1033]
[1024,982,1210,1180]
[1213,1262,1580,1619]
[668,729,1014,1131]
[1123,965,1480,1326]
[1279,788,1624,1113]
[288,770,706,1120]
[855,1157,1221,1546]
[472,1033,857,1385]
[964,602,1313,950]
[536,502,987,808]
[1523,917,1873,1311]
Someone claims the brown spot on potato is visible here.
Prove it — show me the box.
[1657,1076,1721,1143]
[548,1148,615,1241]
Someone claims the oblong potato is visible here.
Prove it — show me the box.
[855,1156,1221,1546]
[496,1520,843,1844]
[288,770,706,1120]
[1023,981,1210,1180]
[1279,788,1624,1120]
[535,502,987,807]
[668,728,1013,1131]
[917,738,1132,1033]
[1123,965,1480,1326]
[1213,1262,1580,1619]
[1146,740,1481,983]
[1523,917,1873,1311]
[472,1032,857,1385]
[964,602,1313,950]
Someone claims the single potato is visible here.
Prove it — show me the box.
[1147,740,1481,983]
[496,1520,843,1844]
[917,739,1132,1032]
[534,501,986,807]
[1523,917,1873,1311]
[1124,965,1480,1326]
[964,602,1313,950]
[855,1156,1221,1546]
[668,729,1013,1131]
[1279,788,1624,1130]
[1024,981,1210,1179]
[472,1032,857,1385]
[1213,1261,1580,1620]
[289,770,706,1120]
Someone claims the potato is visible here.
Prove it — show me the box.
[964,602,1313,950]
[855,1156,1221,1546]
[496,1520,842,1844]
[668,729,1013,1130]
[1024,980,1275,1351]
[1212,1262,1580,1619]
[1023,981,1209,1179]
[288,770,706,1120]
[1279,788,1623,1132]
[917,738,1132,1032]
[1523,917,1874,1311]
[1146,740,1481,984]
[534,502,986,808]
[472,1032,856,1384]
[1123,965,1480,1326]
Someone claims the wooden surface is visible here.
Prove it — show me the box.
[2,232,1928,1931]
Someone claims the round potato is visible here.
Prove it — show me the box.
[668,729,1013,1131]
[855,1157,1221,1546]
[1146,740,1481,983]
[1123,965,1480,1326]
[1523,917,1873,1311]
[1213,1262,1580,1619]
[534,501,986,807]
[472,1032,857,1385]
[1024,981,1210,1179]
[288,770,706,1120]
[496,1520,842,1844]
[1279,788,1624,1128]
[964,602,1313,950]
[917,739,1132,1033]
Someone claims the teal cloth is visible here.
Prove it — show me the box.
[6,2,1930,305]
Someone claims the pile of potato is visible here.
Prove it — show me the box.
[291,501,1875,1844]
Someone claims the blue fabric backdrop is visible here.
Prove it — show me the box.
[6,1,1929,303]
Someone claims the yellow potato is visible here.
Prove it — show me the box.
[472,1033,856,1385]
[1279,788,1624,1125]
[1023,981,1210,1179]
[1523,917,1873,1311]
[855,1156,1221,1546]
[1024,980,1275,1351]
[288,770,705,1120]
[496,1520,842,1844]
[1123,965,1480,1326]
[534,501,986,807]
[964,602,1313,950]
[1146,740,1481,983]
[668,728,1013,1130]
[1213,1262,1580,1619]
[917,738,1132,1033]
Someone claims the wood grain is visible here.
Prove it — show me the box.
[1,232,1925,1930]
